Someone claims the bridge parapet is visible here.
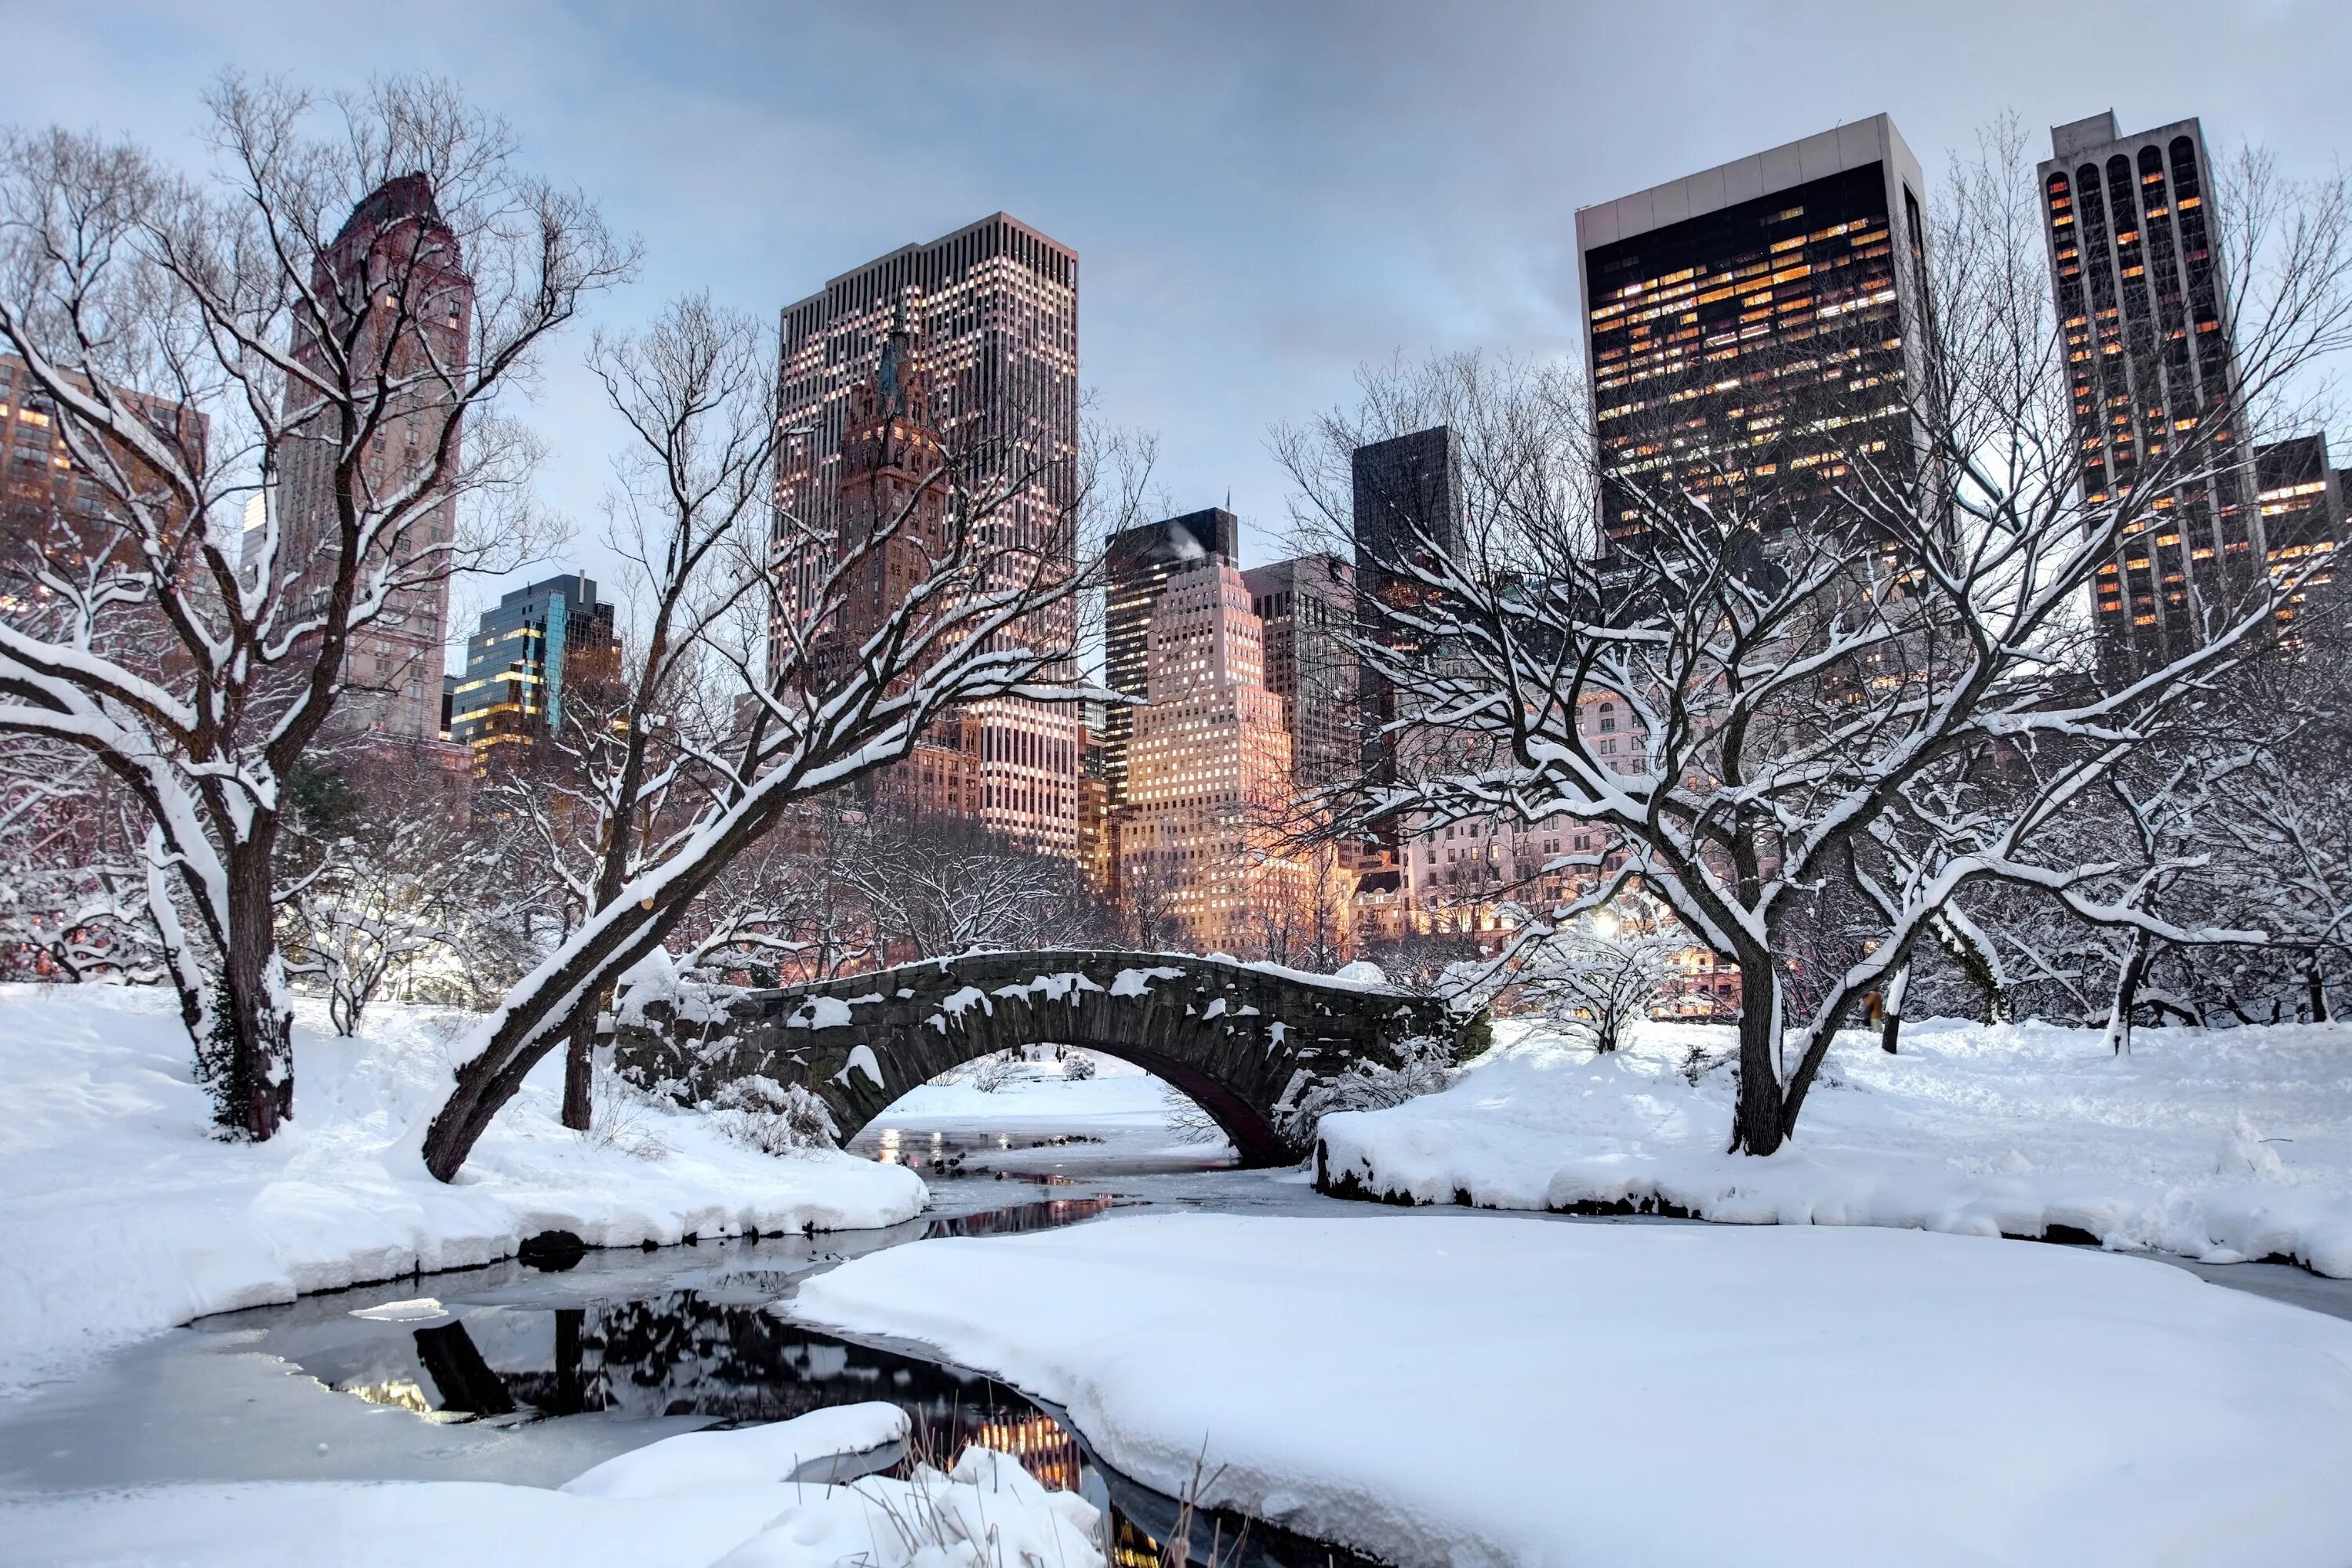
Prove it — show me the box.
[612,948,1462,1166]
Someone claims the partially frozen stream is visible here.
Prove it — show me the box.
[3,1113,2347,1567]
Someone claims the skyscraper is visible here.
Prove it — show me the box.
[776,218,1081,855]
[445,574,618,764]
[1352,426,1461,789]
[2038,112,2261,673]
[1576,115,1931,557]
[1242,554,1359,791]
[1120,561,1302,947]
[1102,508,1237,805]
[277,173,474,748]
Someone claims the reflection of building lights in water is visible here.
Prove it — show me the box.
[878,1128,902,1164]
[963,1411,1085,1491]
[336,1378,434,1414]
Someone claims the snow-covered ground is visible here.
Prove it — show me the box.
[796,1210,2352,1567]
[1318,1016,2352,1276]
[5,1402,1105,1567]
[0,984,924,1398]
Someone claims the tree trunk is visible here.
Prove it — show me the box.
[217,840,294,1140]
[561,1004,596,1131]
[2307,960,2328,1024]
[1879,964,1908,1055]
[2105,938,2147,1057]
[1730,962,1784,1155]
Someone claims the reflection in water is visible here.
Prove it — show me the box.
[923,1195,1124,1239]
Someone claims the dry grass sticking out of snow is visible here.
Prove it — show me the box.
[2,1402,1107,1568]
[0,984,926,1397]
[1316,1015,2352,1275]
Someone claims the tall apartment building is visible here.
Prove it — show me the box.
[445,574,619,765]
[1120,562,1303,948]
[276,173,474,747]
[1352,426,1461,789]
[775,214,1081,856]
[2037,112,2270,674]
[1242,554,1359,790]
[1102,508,1237,805]
[1577,114,1931,559]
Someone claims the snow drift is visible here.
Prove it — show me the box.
[0,984,925,1396]
[1317,1015,2352,1276]
[793,1210,2352,1567]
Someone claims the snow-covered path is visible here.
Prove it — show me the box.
[1318,1016,2352,1275]
[795,1210,2352,1568]
[0,985,924,1396]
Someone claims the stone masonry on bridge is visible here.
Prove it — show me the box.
[611,948,1466,1166]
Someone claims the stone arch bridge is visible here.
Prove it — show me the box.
[611,949,1468,1166]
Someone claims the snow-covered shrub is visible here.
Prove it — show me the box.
[712,1074,840,1156]
[579,1065,672,1160]
[1062,1050,1097,1081]
[970,1050,1021,1094]
[1276,1033,1457,1145]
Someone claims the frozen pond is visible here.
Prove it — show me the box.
[5,1083,2350,1566]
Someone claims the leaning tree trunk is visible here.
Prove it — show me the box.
[1730,957,1786,1155]
[1879,963,1908,1055]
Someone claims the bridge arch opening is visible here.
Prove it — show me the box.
[842,1036,1285,1167]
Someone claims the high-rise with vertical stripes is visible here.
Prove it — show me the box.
[2038,112,2263,673]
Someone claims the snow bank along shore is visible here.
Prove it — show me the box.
[796,1210,2352,1568]
[0,984,924,1397]
[1317,1015,2352,1276]
[5,1402,1106,1567]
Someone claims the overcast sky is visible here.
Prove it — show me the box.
[7,0,2350,662]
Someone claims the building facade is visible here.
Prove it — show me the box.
[1242,554,1359,793]
[2036,112,2267,675]
[1577,114,1931,560]
[276,173,475,747]
[445,574,619,764]
[1352,426,1461,792]
[775,213,1081,857]
[1119,562,1303,948]
[0,353,205,601]
[1102,508,1237,806]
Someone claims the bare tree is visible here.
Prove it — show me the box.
[0,78,628,1135]
[842,802,1100,960]
[412,298,1131,1180]
[1285,129,2352,1155]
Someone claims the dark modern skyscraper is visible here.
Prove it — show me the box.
[1102,507,1236,805]
[2254,434,2343,637]
[1352,426,1461,789]
[1577,115,1931,559]
[2038,112,2261,673]
[775,213,1083,856]
[445,574,618,764]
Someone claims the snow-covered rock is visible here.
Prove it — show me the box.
[0,984,926,1396]
[794,1210,2352,1568]
[1316,1015,2352,1276]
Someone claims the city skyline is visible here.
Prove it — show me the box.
[13,3,2352,669]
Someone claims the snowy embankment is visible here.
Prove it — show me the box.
[0,985,924,1397]
[795,1211,2352,1568]
[1318,1016,2352,1276]
[6,1402,1105,1567]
